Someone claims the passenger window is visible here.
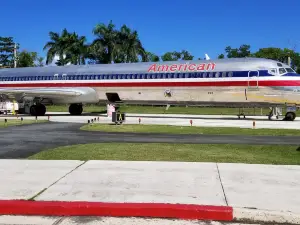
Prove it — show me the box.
[209,72,213,78]
[222,72,226,77]
[215,72,220,78]
[228,72,233,77]
[203,73,207,78]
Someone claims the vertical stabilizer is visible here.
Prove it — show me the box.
[205,54,210,60]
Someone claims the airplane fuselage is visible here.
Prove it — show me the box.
[0,57,300,113]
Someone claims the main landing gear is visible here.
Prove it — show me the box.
[30,104,46,116]
[268,107,297,121]
[69,103,83,115]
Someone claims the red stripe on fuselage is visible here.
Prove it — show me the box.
[0,80,299,88]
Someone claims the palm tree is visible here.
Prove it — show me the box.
[43,31,63,65]
[64,32,88,65]
[43,29,88,65]
[118,25,146,63]
[92,20,119,64]
[90,21,147,64]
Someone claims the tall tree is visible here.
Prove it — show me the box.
[90,21,146,64]
[0,37,18,68]
[17,50,37,67]
[218,54,225,59]
[224,44,251,58]
[118,25,146,63]
[36,57,44,67]
[144,51,160,62]
[91,20,119,64]
[181,50,194,60]
[254,47,300,73]
[43,29,87,66]
[161,50,194,61]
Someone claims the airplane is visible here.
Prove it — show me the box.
[0,57,299,120]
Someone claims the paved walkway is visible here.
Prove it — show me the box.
[0,160,299,224]
[2,112,300,129]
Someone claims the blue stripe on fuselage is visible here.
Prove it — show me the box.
[281,73,300,77]
[0,70,273,81]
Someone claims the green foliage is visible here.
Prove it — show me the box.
[220,44,300,72]
[17,51,37,67]
[225,44,251,58]
[145,52,160,62]
[0,36,18,68]
[218,54,225,59]
[161,50,194,61]
[4,22,300,69]
[43,28,88,66]
[89,21,146,64]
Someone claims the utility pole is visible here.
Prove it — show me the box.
[14,43,17,68]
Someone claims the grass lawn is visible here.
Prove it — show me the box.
[28,143,300,165]
[0,119,47,128]
[47,104,274,116]
[81,124,300,136]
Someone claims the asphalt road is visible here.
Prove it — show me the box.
[0,122,300,159]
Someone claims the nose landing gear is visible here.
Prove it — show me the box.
[268,106,297,121]
[284,111,296,121]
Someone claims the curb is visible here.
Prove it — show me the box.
[0,200,233,221]
[234,207,300,225]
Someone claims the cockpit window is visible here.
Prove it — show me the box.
[277,63,283,67]
[270,68,277,74]
[279,68,286,74]
[285,68,296,73]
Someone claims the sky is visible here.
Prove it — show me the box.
[1,0,300,61]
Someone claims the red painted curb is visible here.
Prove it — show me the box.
[0,200,233,221]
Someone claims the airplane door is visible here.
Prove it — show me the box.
[247,70,259,90]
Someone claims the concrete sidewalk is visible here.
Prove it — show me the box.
[0,160,299,224]
[3,113,300,129]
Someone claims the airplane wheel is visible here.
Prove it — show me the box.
[69,104,83,115]
[284,112,296,121]
[268,113,273,120]
[30,104,46,116]
[30,105,36,116]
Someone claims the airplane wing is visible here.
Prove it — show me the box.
[0,88,82,99]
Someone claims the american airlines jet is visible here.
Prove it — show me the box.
[0,57,299,120]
